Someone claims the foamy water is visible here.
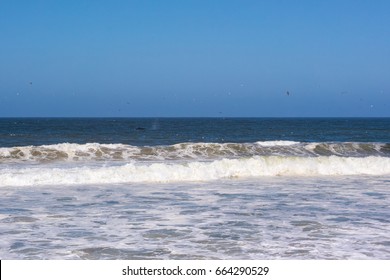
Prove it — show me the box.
[1,118,390,259]
[1,155,390,187]
[1,176,389,259]
[1,141,389,163]
[1,141,390,187]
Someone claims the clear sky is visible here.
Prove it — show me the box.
[0,0,389,117]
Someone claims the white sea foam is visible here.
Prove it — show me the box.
[256,141,300,147]
[1,141,389,163]
[2,155,390,187]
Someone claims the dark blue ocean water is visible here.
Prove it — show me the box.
[1,118,389,147]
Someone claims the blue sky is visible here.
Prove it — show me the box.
[0,0,389,117]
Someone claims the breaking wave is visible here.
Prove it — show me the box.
[1,141,389,163]
[1,155,390,187]
[1,141,389,187]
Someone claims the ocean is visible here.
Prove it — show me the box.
[0,118,389,259]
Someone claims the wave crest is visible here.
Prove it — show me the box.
[1,156,390,187]
[1,141,389,163]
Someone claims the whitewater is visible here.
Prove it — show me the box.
[1,141,390,187]
[1,118,389,259]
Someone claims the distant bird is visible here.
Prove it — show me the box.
[29,81,32,85]
[286,91,290,96]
